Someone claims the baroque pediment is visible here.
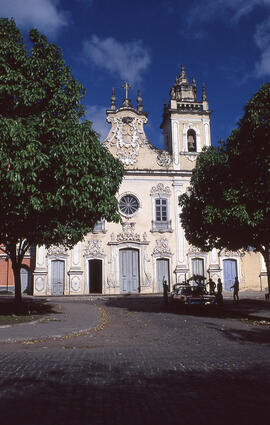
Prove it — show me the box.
[103,107,172,169]
[47,245,67,256]
[104,111,148,165]
[151,183,171,195]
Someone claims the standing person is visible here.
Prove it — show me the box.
[163,278,169,304]
[217,278,223,295]
[208,278,216,295]
[231,277,240,302]
[216,278,223,306]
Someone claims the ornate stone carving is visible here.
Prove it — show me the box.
[156,151,171,167]
[184,153,198,162]
[144,272,152,286]
[188,245,202,254]
[141,248,151,287]
[70,276,80,292]
[47,245,67,256]
[35,276,45,292]
[224,249,244,258]
[107,274,118,288]
[84,240,104,256]
[153,238,172,255]
[116,222,140,242]
[107,245,118,288]
[150,183,171,195]
[105,114,148,165]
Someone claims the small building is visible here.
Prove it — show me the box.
[31,67,266,296]
[0,247,35,294]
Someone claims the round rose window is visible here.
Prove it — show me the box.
[119,195,139,215]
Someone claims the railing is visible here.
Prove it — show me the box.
[151,219,172,232]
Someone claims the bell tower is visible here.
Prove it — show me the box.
[160,65,211,170]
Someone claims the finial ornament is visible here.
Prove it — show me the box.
[180,64,186,81]
[202,83,207,101]
[110,87,116,110]
[137,89,143,112]
[122,82,131,107]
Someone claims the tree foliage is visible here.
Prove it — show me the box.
[179,83,270,292]
[0,18,124,303]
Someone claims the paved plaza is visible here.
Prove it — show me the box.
[0,295,269,425]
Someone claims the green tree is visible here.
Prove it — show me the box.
[0,18,124,305]
[179,83,270,293]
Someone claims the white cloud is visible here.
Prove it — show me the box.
[0,0,69,37]
[82,35,151,85]
[187,0,270,78]
[188,0,270,24]
[85,105,110,142]
[255,48,270,77]
[254,16,270,76]
[254,16,270,50]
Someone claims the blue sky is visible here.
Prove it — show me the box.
[1,0,270,148]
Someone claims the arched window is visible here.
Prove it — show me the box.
[187,129,197,152]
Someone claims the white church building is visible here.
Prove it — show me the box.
[33,66,266,296]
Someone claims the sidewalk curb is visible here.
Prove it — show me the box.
[0,301,105,344]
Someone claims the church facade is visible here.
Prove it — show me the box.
[32,67,267,296]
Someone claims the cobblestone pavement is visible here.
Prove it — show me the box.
[0,296,269,425]
[0,298,101,342]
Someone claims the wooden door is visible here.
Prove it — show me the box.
[156,258,170,292]
[51,260,65,295]
[119,249,139,294]
[223,259,237,291]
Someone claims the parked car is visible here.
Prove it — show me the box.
[171,283,217,308]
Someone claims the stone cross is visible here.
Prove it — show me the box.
[122,82,131,104]
[122,82,131,99]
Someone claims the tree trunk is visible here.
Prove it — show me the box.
[11,259,22,306]
[8,240,28,307]
[261,246,270,296]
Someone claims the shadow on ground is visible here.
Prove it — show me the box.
[0,296,58,316]
[0,362,269,425]
[206,322,270,344]
[103,295,270,321]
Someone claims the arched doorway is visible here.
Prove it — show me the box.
[89,259,102,293]
[223,259,238,291]
[156,258,170,292]
[51,260,65,295]
[119,249,139,294]
[20,267,30,294]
